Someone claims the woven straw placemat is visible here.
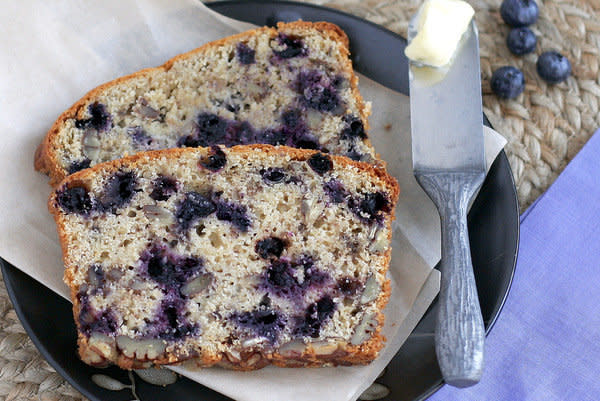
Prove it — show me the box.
[2,1,599,400]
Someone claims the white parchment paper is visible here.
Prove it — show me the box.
[0,1,507,400]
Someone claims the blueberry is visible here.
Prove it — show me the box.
[293,134,321,150]
[77,293,118,336]
[215,200,251,232]
[506,27,537,55]
[56,186,94,215]
[147,253,169,281]
[337,277,361,296]
[178,256,206,275]
[200,146,227,172]
[340,115,366,141]
[226,121,256,145]
[128,126,153,148]
[140,244,204,288]
[536,51,571,84]
[232,308,286,343]
[311,87,339,112]
[80,308,118,337]
[295,295,336,338]
[332,75,346,89]
[308,153,333,175]
[294,70,341,113]
[273,34,307,59]
[281,109,315,147]
[260,127,288,146]
[175,192,216,231]
[98,171,138,212]
[155,299,198,340]
[260,168,286,184]
[150,176,178,201]
[263,255,330,299]
[177,134,201,148]
[164,305,179,329]
[256,237,287,259]
[160,306,194,339]
[296,255,328,286]
[177,117,260,148]
[350,191,390,223]
[128,291,198,340]
[491,66,525,99]
[178,113,228,148]
[259,294,271,308]
[361,192,390,217]
[67,159,91,174]
[323,180,347,203]
[276,109,317,149]
[281,109,302,129]
[75,103,112,132]
[316,295,335,316]
[74,118,86,129]
[236,42,255,65]
[88,103,113,131]
[266,260,297,290]
[197,113,227,145]
[500,0,539,27]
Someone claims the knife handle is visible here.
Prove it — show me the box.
[415,171,486,388]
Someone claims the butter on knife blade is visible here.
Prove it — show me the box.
[404,0,475,68]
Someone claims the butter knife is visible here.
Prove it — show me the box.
[408,21,486,387]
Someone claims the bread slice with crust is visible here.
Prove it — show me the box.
[35,21,377,186]
[49,144,398,369]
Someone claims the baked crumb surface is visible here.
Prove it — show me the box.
[50,145,398,369]
[35,22,376,186]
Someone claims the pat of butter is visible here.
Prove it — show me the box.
[404,0,475,67]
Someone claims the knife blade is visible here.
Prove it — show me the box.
[408,20,486,387]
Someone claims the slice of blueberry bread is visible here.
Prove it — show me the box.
[49,145,398,370]
[35,21,377,186]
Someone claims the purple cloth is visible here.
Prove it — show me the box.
[428,129,600,401]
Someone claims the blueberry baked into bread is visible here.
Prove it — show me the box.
[35,21,377,186]
[49,145,398,369]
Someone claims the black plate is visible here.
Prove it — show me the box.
[1,2,519,400]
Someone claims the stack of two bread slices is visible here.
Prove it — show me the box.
[36,22,399,370]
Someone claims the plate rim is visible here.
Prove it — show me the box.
[1,1,519,400]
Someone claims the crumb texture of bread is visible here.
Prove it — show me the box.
[36,21,376,186]
[49,145,398,370]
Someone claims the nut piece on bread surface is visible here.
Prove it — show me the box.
[35,21,377,186]
[49,145,398,369]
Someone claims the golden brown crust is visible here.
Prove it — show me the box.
[50,144,399,370]
[35,20,376,186]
